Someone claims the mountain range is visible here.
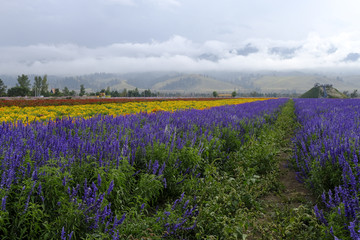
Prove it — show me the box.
[1,71,360,94]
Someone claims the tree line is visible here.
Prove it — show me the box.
[0,74,87,97]
[90,87,157,97]
[0,74,51,97]
[0,74,157,98]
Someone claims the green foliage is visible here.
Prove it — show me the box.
[80,84,86,96]
[133,174,163,205]
[308,160,343,196]
[41,75,49,96]
[16,74,31,91]
[0,78,7,97]
[32,76,42,96]
[7,86,29,97]
[300,86,322,98]
[200,99,323,240]
[254,204,323,239]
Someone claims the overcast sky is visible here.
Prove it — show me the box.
[1,0,360,75]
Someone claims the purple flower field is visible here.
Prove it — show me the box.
[0,98,287,239]
[293,98,360,239]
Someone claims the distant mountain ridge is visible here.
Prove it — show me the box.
[1,71,360,94]
[152,74,239,92]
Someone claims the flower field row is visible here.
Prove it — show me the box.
[0,98,287,239]
[0,97,253,108]
[292,98,360,239]
[0,98,268,123]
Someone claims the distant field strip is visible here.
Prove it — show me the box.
[0,98,271,123]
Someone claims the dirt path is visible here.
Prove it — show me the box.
[275,148,316,207]
[246,101,321,240]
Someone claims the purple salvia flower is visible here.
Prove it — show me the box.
[117,213,126,225]
[0,171,6,188]
[158,162,166,175]
[172,199,179,210]
[348,221,359,239]
[1,196,7,211]
[26,163,31,176]
[24,181,37,213]
[179,192,185,202]
[68,231,74,240]
[176,177,186,185]
[91,182,98,195]
[183,200,189,209]
[37,183,42,195]
[132,170,140,176]
[61,227,66,240]
[112,230,119,240]
[31,169,38,181]
[62,176,66,186]
[107,180,114,195]
[152,160,159,175]
[163,178,167,188]
[184,220,197,231]
[314,205,328,226]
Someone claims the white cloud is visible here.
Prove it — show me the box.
[148,0,181,8]
[101,0,136,6]
[2,33,360,75]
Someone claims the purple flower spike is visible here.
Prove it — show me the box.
[1,196,7,211]
[107,180,114,195]
[61,227,66,240]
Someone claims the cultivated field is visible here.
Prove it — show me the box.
[0,97,358,239]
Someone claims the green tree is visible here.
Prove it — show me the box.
[212,91,218,97]
[53,88,61,97]
[79,84,85,96]
[105,86,111,96]
[120,88,127,97]
[350,89,358,98]
[41,75,49,96]
[142,89,153,97]
[0,78,7,96]
[231,91,237,97]
[16,74,31,95]
[32,76,42,97]
[132,88,140,97]
[8,86,28,97]
[62,86,70,96]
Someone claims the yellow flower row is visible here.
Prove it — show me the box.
[0,98,270,123]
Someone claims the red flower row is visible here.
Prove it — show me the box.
[0,97,235,108]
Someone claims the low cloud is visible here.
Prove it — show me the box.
[1,33,360,75]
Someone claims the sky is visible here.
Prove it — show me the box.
[1,0,360,75]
